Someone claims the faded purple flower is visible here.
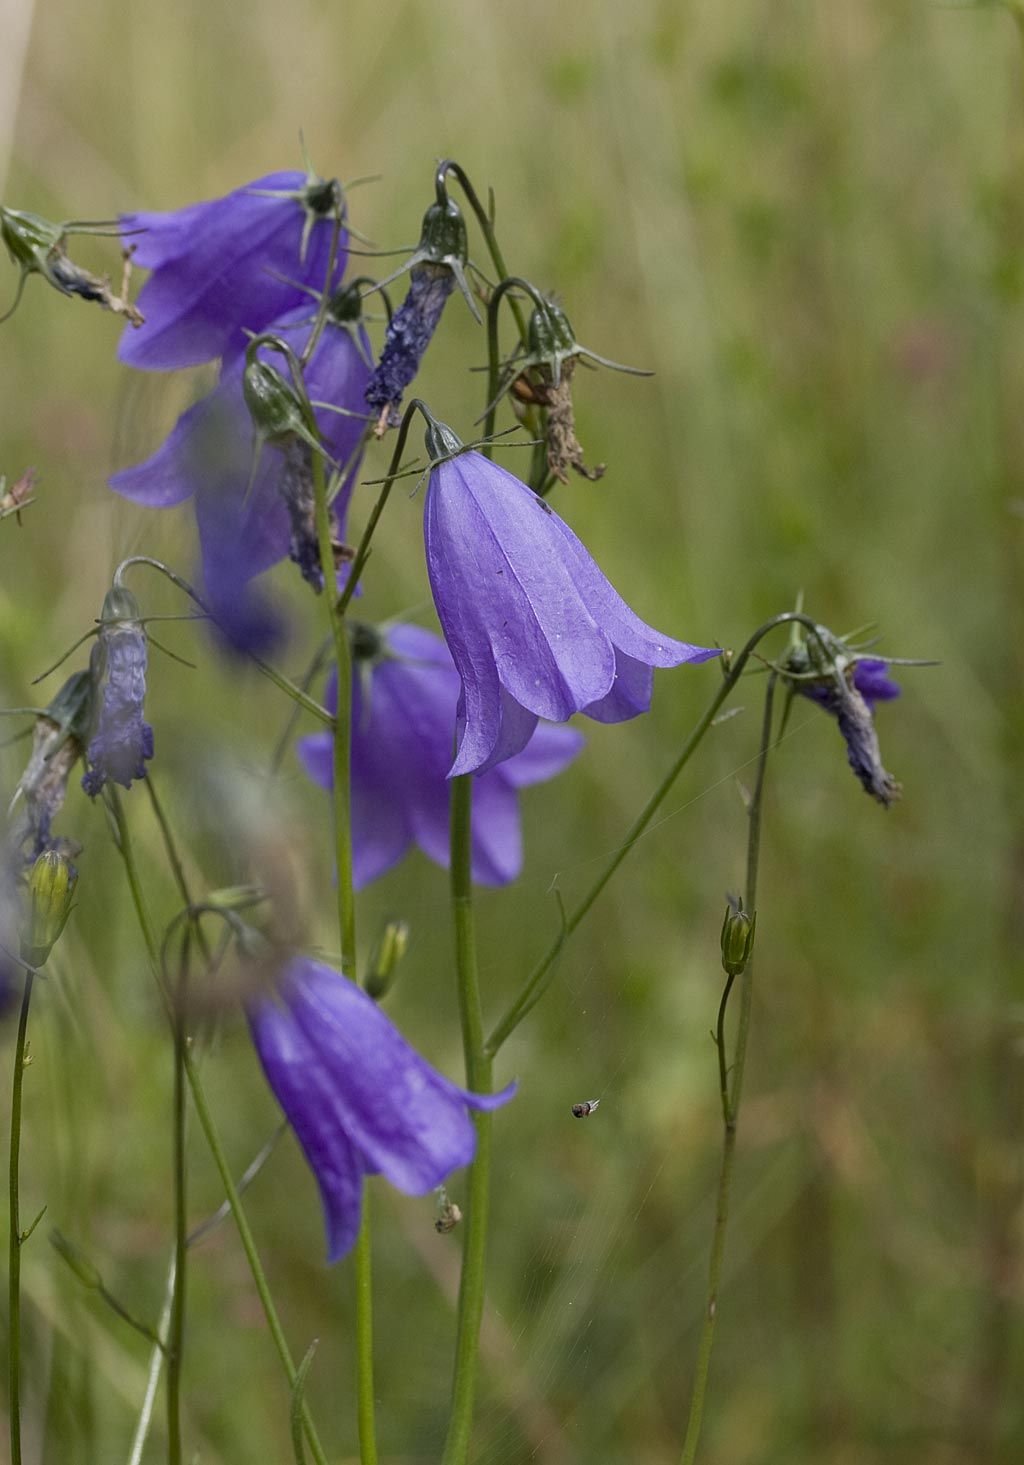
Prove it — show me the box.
[119,171,346,370]
[423,441,720,776]
[110,308,371,652]
[81,589,153,796]
[298,622,583,886]
[365,266,456,430]
[800,658,902,807]
[8,671,90,864]
[248,956,515,1261]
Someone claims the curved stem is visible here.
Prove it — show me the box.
[486,613,816,1056]
[105,790,330,1465]
[482,275,551,452]
[679,673,777,1465]
[437,161,528,340]
[441,774,493,1465]
[8,970,34,1465]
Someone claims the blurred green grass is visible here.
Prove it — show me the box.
[1,0,1023,1461]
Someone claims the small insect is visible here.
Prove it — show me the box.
[571,1099,600,1119]
[434,1185,462,1234]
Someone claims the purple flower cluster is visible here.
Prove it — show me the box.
[110,173,368,652]
[249,957,514,1261]
[298,622,583,887]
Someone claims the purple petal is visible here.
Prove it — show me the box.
[120,172,347,370]
[499,722,584,788]
[853,659,901,706]
[248,998,366,1263]
[582,650,655,724]
[287,961,515,1194]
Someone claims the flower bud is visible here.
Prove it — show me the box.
[242,356,312,446]
[720,899,756,978]
[364,918,409,999]
[417,197,469,270]
[21,850,77,967]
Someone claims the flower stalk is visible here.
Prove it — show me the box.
[8,966,34,1465]
[679,673,777,1465]
[441,773,494,1465]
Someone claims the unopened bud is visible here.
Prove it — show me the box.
[242,356,311,446]
[364,918,409,999]
[22,850,77,967]
[720,898,756,978]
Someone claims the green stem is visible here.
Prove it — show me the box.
[310,445,378,1465]
[166,931,190,1465]
[437,160,527,339]
[335,403,420,619]
[679,673,777,1465]
[441,775,493,1465]
[106,789,330,1465]
[486,614,816,1056]
[8,969,34,1465]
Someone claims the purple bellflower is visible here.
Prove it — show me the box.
[298,622,583,886]
[110,305,371,652]
[81,588,153,797]
[422,431,720,776]
[800,657,902,807]
[119,171,347,370]
[248,956,515,1261]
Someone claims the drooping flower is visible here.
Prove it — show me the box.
[81,588,153,797]
[118,171,347,370]
[248,956,515,1261]
[422,432,720,776]
[297,622,583,886]
[109,304,371,650]
[0,206,143,326]
[8,671,91,863]
[798,656,902,807]
[364,194,475,433]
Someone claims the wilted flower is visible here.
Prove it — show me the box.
[7,671,91,863]
[298,622,583,886]
[110,306,371,649]
[248,956,515,1260]
[422,430,719,775]
[365,194,475,433]
[783,619,904,808]
[0,206,142,325]
[81,588,153,796]
[118,170,346,370]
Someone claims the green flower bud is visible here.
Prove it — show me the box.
[418,197,469,269]
[242,356,311,445]
[22,850,77,967]
[720,899,756,978]
[364,919,409,1000]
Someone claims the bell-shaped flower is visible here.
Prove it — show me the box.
[297,622,583,886]
[81,589,153,796]
[109,307,371,651]
[248,956,515,1261]
[119,171,347,370]
[423,435,719,776]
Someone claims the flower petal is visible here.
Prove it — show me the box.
[248,997,366,1263]
[287,961,514,1195]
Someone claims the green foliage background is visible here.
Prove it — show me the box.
[1,1,1022,1461]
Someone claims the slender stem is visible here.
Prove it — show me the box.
[335,402,420,619]
[441,775,493,1465]
[679,674,777,1465]
[482,275,551,451]
[8,970,34,1465]
[127,1253,176,1465]
[166,931,190,1465]
[437,161,527,339]
[106,790,330,1465]
[486,614,818,1055]
[311,443,378,1464]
